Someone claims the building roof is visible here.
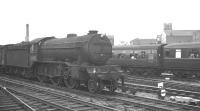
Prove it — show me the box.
[130,38,157,45]
[131,38,156,42]
[166,30,200,36]
[132,44,162,50]
[165,42,200,48]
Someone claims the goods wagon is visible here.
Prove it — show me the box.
[109,42,200,80]
[163,42,200,78]
[107,44,165,76]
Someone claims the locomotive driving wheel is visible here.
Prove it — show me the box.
[64,76,79,89]
[37,75,46,83]
[50,77,62,86]
[107,80,117,92]
[88,79,99,93]
[108,86,117,92]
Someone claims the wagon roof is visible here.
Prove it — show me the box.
[165,42,200,48]
[31,37,55,44]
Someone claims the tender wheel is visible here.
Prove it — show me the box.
[88,79,99,93]
[64,76,78,89]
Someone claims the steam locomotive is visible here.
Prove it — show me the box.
[107,42,200,80]
[0,30,125,93]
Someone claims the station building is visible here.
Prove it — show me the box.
[130,38,157,45]
[164,23,200,44]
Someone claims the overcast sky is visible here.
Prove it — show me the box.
[0,0,200,45]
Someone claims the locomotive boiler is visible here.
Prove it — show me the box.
[0,30,125,93]
[40,30,111,65]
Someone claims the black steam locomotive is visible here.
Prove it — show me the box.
[0,30,124,93]
[107,42,200,80]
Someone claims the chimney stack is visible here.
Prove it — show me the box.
[25,24,29,42]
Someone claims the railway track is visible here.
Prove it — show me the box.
[0,85,34,111]
[1,76,200,111]
[8,87,117,111]
[0,79,118,111]
[125,75,200,100]
[126,75,200,92]
[110,92,200,111]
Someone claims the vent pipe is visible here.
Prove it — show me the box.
[25,24,29,42]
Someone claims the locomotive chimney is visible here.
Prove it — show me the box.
[25,24,29,42]
[88,30,98,35]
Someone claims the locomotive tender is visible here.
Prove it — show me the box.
[108,42,200,79]
[0,30,125,93]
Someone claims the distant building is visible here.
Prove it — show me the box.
[107,35,114,46]
[156,34,163,44]
[130,38,157,45]
[164,23,200,44]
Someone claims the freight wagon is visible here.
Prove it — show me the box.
[108,42,200,79]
